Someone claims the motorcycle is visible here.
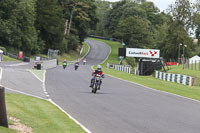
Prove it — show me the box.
[91,74,102,93]
[83,59,86,65]
[74,62,79,70]
[63,62,67,69]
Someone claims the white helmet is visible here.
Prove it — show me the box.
[97,65,102,70]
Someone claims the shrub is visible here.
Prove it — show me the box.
[125,57,137,67]
[0,46,6,53]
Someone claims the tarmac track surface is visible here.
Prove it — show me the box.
[1,61,46,98]
[46,39,200,133]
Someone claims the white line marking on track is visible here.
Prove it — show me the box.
[34,69,92,133]
[106,73,200,103]
[48,99,92,133]
[90,40,200,103]
[5,86,92,132]
[27,69,43,82]
[5,87,46,100]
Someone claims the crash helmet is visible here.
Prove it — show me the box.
[97,65,102,71]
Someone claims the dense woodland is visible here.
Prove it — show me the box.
[1,0,200,59]
[92,0,200,59]
[0,0,98,55]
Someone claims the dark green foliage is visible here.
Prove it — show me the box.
[0,0,97,55]
[125,57,137,67]
[0,0,39,55]
[94,0,197,59]
[0,46,6,53]
[163,0,195,59]
[114,16,154,48]
[36,0,65,52]
[90,0,110,36]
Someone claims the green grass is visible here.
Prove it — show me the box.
[3,56,20,62]
[1,93,86,133]
[164,65,200,78]
[58,42,89,65]
[89,37,200,101]
[0,126,16,133]
[164,65,200,86]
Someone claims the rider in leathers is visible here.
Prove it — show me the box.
[90,65,104,88]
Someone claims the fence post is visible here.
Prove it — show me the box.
[199,60,200,71]
[0,86,8,128]
[191,60,193,70]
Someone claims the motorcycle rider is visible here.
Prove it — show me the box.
[90,65,104,88]
[83,58,86,65]
[74,61,79,70]
[63,59,67,69]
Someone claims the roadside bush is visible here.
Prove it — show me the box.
[125,57,137,67]
[0,46,6,53]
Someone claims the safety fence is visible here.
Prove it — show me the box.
[88,35,121,42]
[155,71,194,86]
[164,58,200,71]
[107,63,131,74]
[34,59,57,70]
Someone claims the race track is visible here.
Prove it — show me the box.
[45,39,200,133]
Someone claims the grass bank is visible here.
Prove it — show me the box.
[3,56,20,62]
[165,65,200,86]
[0,94,85,133]
[58,42,89,65]
[89,37,200,101]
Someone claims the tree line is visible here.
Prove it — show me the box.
[92,0,200,59]
[0,0,98,55]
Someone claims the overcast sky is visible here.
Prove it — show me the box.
[104,0,196,11]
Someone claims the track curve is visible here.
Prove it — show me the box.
[46,39,200,133]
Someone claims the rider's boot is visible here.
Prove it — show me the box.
[89,79,94,87]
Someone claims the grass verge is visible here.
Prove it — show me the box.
[0,94,86,133]
[3,56,20,62]
[58,42,89,65]
[89,37,200,101]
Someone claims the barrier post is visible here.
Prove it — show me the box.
[0,86,8,127]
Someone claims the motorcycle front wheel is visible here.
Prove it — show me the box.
[92,83,97,93]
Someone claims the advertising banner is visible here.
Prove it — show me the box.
[126,48,160,58]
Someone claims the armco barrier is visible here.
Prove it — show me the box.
[155,71,194,86]
[36,59,57,70]
[107,63,131,74]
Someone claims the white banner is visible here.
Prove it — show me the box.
[126,48,160,58]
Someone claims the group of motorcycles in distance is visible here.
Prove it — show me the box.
[62,58,104,93]
[62,58,86,70]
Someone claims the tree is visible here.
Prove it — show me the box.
[0,0,39,55]
[164,0,194,58]
[114,16,154,48]
[193,0,200,45]
[90,0,111,36]
[36,0,65,52]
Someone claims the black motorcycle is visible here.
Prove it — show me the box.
[74,62,79,70]
[91,74,102,93]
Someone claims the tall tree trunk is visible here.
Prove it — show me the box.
[67,11,73,35]
[64,19,68,35]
